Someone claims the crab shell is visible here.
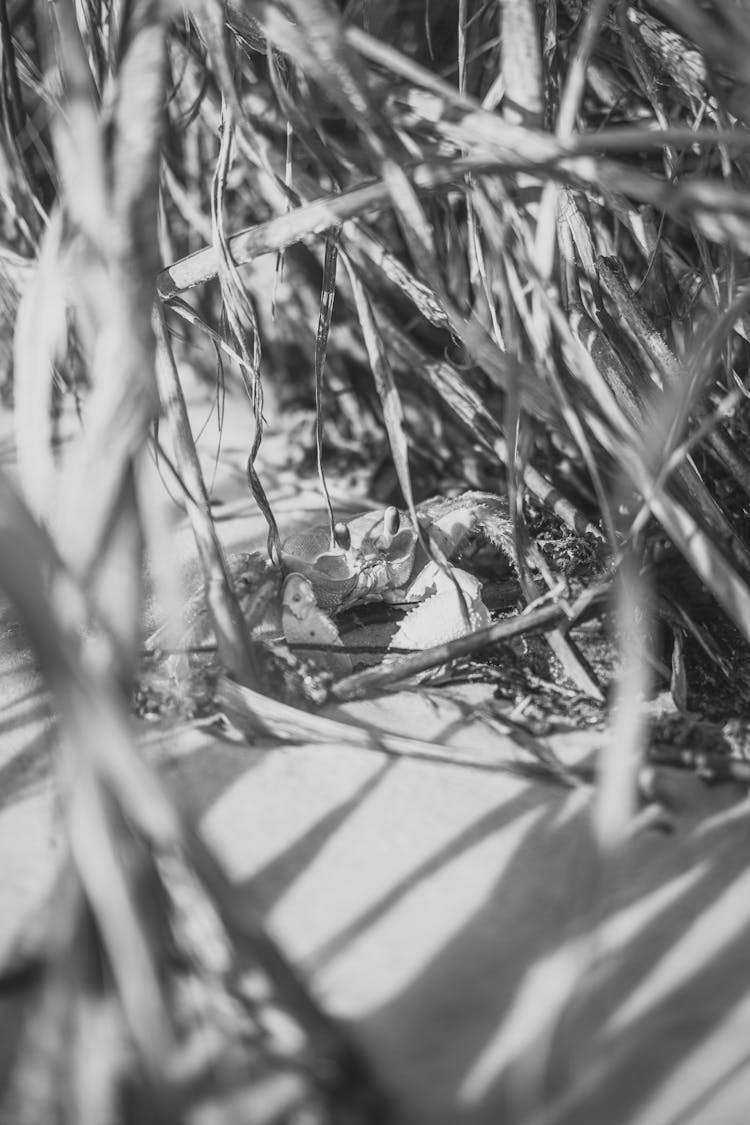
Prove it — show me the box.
[280,508,418,611]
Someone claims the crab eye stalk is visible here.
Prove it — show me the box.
[333,521,351,550]
[384,507,400,535]
[379,506,400,549]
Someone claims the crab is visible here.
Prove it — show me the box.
[277,491,515,674]
[156,492,515,690]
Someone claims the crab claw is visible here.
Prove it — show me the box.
[280,527,358,610]
[281,574,352,676]
[389,564,490,653]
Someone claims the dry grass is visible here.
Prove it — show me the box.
[2,0,750,1119]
